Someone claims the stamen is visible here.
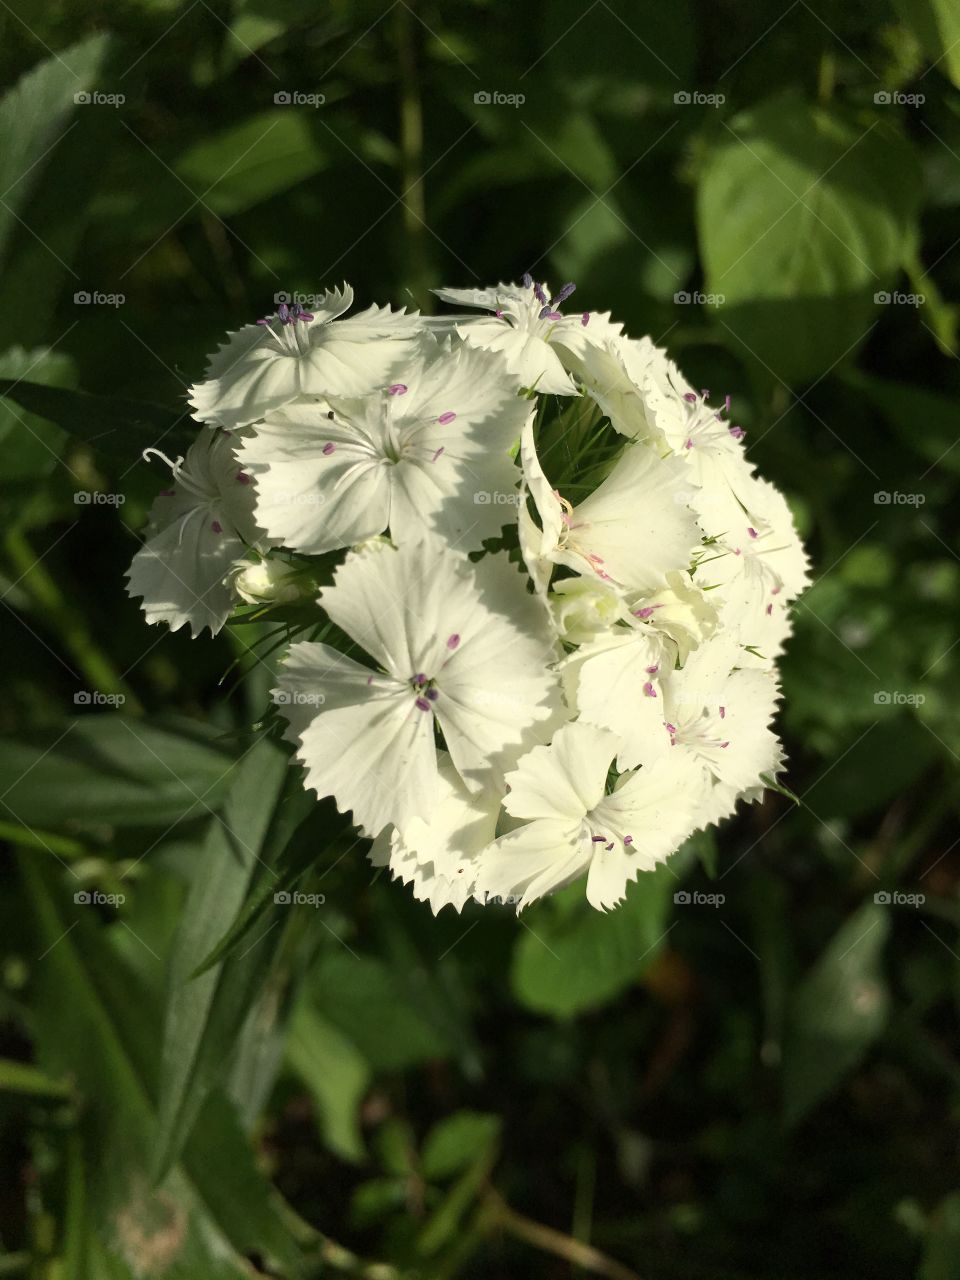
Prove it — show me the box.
[729,425,745,440]
[719,706,726,719]
[322,442,336,456]
[236,471,250,485]
[533,282,548,306]
[446,633,461,650]
[426,688,439,701]
[431,446,445,463]
[581,312,590,326]
[437,411,457,425]
[551,282,576,306]
[747,527,758,539]
[642,682,657,698]
[623,835,634,846]
[388,383,407,396]
[591,835,605,843]
[522,272,533,289]
[415,696,431,712]
[211,520,223,533]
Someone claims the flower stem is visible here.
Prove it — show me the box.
[395,0,430,308]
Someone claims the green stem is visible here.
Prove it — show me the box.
[395,0,430,308]
[4,528,143,714]
[0,820,87,860]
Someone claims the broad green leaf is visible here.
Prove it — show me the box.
[511,866,675,1019]
[698,96,921,381]
[421,1111,501,1182]
[308,951,458,1070]
[285,1000,371,1163]
[154,738,289,1179]
[0,36,109,266]
[174,112,329,218]
[0,379,194,465]
[22,856,301,1275]
[782,902,890,1124]
[894,0,960,87]
[0,716,238,830]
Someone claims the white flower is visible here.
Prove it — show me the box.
[368,752,500,914]
[238,338,529,554]
[433,276,622,396]
[549,575,628,645]
[229,555,304,605]
[569,334,669,440]
[625,571,718,665]
[519,416,702,593]
[188,285,422,430]
[274,538,561,838]
[630,636,783,824]
[475,721,703,910]
[126,429,269,636]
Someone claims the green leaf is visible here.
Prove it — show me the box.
[782,902,890,1125]
[154,738,289,1180]
[0,380,194,465]
[842,370,960,475]
[21,856,301,1275]
[0,36,109,266]
[893,0,960,87]
[511,865,675,1019]
[0,347,75,487]
[421,1111,501,1182]
[0,716,238,831]
[0,1056,71,1098]
[285,1000,371,1163]
[174,112,328,218]
[698,96,921,382]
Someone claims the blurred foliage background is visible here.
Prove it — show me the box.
[1,0,959,1276]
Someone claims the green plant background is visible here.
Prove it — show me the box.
[1,1,958,1276]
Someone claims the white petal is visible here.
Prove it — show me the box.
[276,641,439,836]
[474,818,587,910]
[501,720,619,824]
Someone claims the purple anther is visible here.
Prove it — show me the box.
[591,835,606,843]
[719,706,726,719]
[747,527,758,539]
[533,282,548,306]
[426,687,439,701]
[322,442,335,456]
[431,446,445,463]
[683,392,698,404]
[277,302,291,324]
[437,411,457,425]
[729,425,745,440]
[646,665,659,675]
[551,282,576,306]
[388,383,408,396]
[522,272,533,289]
[685,437,694,449]
[211,520,223,533]
[367,675,374,685]
[581,312,590,326]
[412,673,427,686]
[665,722,677,735]
[236,470,251,484]
[605,842,614,851]
[724,394,732,415]
[415,696,431,712]
[447,633,461,650]
[643,682,657,699]
[719,741,730,749]
[624,835,634,846]
[495,308,504,317]
[766,603,773,615]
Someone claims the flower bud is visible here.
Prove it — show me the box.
[229,557,303,605]
[550,577,625,644]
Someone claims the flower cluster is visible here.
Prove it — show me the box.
[127,278,809,913]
